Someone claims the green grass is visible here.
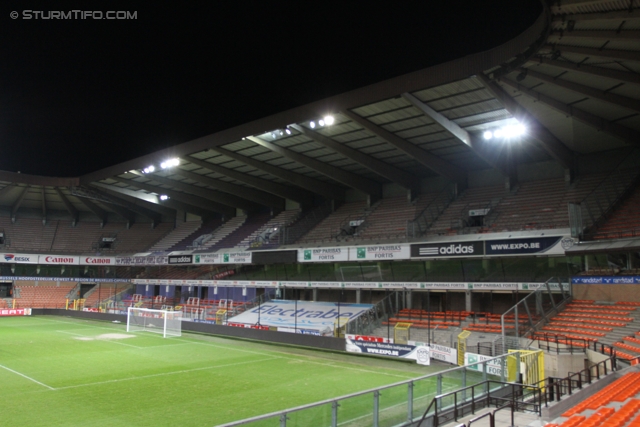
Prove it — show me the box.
[0,316,463,426]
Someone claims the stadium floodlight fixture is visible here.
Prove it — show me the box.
[483,131,493,140]
[160,158,180,169]
[324,115,335,126]
[279,130,284,136]
[319,119,325,127]
[482,122,526,142]
[285,128,291,135]
[309,121,316,129]
[143,165,155,174]
[159,194,169,201]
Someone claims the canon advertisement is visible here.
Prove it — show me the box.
[411,241,485,258]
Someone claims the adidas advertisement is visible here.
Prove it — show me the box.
[168,255,193,264]
[410,241,484,258]
[349,245,410,261]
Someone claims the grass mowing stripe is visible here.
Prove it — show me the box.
[0,363,55,390]
[55,356,281,391]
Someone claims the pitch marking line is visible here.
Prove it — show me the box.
[55,330,143,349]
[180,338,414,380]
[0,363,55,390]
[55,357,281,391]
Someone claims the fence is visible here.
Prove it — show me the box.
[500,277,571,350]
[217,352,529,427]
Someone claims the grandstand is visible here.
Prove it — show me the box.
[1,0,640,426]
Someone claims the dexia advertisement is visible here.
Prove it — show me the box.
[226,300,373,334]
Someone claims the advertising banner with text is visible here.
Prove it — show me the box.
[0,253,39,264]
[298,247,349,262]
[38,255,80,265]
[79,256,116,266]
[221,252,252,264]
[349,245,410,261]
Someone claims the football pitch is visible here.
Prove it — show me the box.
[1,316,463,426]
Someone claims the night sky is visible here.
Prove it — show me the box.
[0,1,542,177]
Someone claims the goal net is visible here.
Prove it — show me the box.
[127,307,182,338]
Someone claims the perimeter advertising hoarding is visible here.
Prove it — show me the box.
[0,253,39,264]
[572,276,640,284]
[345,335,430,365]
[221,252,252,264]
[411,241,485,258]
[79,256,116,266]
[484,236,575,256]
[464,352,505,376]
[115,255,168,266]
[227,300,373,334]
[0,308,32,316]
[38,255,80,265]
[168,255,193,265]
[349,245,410,261]
[193,254,221,264]
[298,247,349,262]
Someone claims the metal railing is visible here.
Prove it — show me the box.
[500,277,571,349]
[217,352,522,427]
[407,184,457,238]
[570,147,640,239]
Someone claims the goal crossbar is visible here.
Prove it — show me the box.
[127,307,183,338]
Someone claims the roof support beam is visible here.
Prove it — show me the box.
[211,147,345,201]
[499,77,640,146]
[171,168,284,210]
[54,188,79,226]
[551,9,640,22]
[289,124,417,190]
[519,67,640,113]
[542,44,640,62]
[41,186,47,225]
[342,109,467,184]
[401,93,508,175]
[90,183,166,227]
[550,29,640,41]
[100,202,136,227]
[87,186,163,225]
[77,197,108,227]
[478,74,575,169]
[527,57,640,85]
[11,187,28,223]
[134,172,262,212]
[185,156,314,206]
[111,176,235,218]
[246,136,382,200]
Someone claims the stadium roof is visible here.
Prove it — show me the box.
[1,0,639,223]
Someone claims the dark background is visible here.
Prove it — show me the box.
[0,1,542,177]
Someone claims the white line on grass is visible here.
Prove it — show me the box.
[0,363,55,390]
[180,338,414,380]
[55,330,143,349]
[55,357,281,391]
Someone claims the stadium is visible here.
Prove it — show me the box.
[2,0,640,426]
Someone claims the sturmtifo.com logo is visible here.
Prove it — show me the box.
[11,10,137,20]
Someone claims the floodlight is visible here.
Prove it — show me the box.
[279,130,284,136]
[271,132,276,139]
[319,119,325,127]
[493,129,503,138]
[285,128,291,135]
[160,158,179,169]
[310,121,316,128]
[324,115,335,126]
[159,195,169,201]
[483,131,493,140]
[143,165,155,174]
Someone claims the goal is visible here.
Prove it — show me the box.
[126,307,183,338]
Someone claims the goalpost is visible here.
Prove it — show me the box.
[127,307,183,338]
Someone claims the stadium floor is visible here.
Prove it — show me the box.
[1,316,458,426]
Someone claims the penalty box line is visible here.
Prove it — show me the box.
[0,363,55,391]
